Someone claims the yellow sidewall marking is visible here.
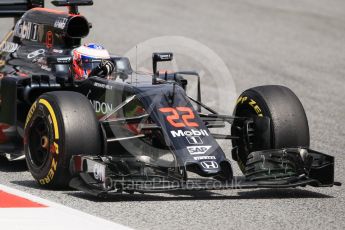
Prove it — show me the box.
[25,102,37,128]
[53,142,59,154]
[236,96,248,105]
[39,99,60,140]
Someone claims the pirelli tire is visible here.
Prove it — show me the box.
[231,85,310,172]
[24,91,101,189]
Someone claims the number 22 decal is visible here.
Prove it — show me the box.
[159,107,199,127]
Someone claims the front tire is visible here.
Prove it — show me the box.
[25,91,101,189]
[231,85,310,172]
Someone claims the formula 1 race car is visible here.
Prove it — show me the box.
[0,0,340,197]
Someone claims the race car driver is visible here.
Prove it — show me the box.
[72,43,115,80]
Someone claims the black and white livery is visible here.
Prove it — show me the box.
[0,0,340,197]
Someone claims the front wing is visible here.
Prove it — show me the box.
[69,148,341,197]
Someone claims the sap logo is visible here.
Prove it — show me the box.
[187,145,211,155]
[194,156,216,161]
[171,129,209,138]
[14,20,39,41]
[200,161,219,169]
[90,100,113,114]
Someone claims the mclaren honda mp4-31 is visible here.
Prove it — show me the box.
[0,0,340,197]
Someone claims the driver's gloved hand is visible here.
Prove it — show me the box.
[89,59,115,78]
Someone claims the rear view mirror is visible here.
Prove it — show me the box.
[152,52,173,74]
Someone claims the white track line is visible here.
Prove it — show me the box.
[0,184,133,230]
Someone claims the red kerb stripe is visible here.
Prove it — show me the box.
[0,190,47,208]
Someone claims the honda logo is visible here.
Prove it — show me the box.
[200,161,219,169]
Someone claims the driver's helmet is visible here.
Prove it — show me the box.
[72,43,110,80]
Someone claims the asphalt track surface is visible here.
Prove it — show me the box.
[1,0,345,229]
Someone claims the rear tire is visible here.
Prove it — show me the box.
[231,85,310,172]
[24,91,101,189]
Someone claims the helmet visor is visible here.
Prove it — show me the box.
[81,58,102,72]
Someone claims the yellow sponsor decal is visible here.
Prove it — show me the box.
[236,96,248,105]
[53,142,59,154]
[248,99,256,107]
[236,96,263,116]
[39,166,55,185]
[39,147,59,185]
[236,97,242,104]
[248,99,263,117]
[51,158,58,171]
[39,99,59,139]
[25,101,37,128]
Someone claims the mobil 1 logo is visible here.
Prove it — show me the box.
[186,136,203,145]
[14,20,39,41]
